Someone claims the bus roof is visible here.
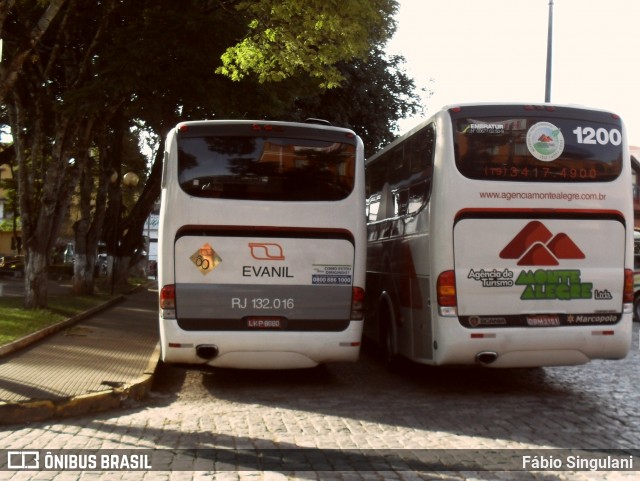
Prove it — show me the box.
[174,119,359,137]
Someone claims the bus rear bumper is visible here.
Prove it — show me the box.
[434,314,633,368]
[159,319,362,369]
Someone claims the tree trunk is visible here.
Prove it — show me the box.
[73,253,96,295]
[116,132,165,262]
[115,255,132,286]
[23,249,48,308]
[9,93,77,309]
[106,254,132,291]
[72,119,105,296]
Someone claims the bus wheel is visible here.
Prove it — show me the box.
[380,303,400,369]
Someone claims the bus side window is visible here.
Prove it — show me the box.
[366,158,386,198]
[388,145,408,187]
[366,160,387,222]
[395,188,409,217]
[367,194,380,222]
[378,183,394,221]
[408,124,436,214]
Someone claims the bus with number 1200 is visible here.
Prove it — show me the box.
[364,103,633,368]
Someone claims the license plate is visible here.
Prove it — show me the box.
[526,314,560,327]
[245,317,285,329]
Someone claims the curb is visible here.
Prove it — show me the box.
[0,343,160,425]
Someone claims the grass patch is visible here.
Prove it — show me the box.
[0,295,110,346]
[0,279,146,347]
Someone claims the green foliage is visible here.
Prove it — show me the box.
[0,293,111,346]
[217,0,398,88]
[290,48,425,155]
[0,218,20,232]
[1,0,422,308]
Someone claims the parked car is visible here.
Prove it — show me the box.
[0,255,24,277]
[95,253,108,277]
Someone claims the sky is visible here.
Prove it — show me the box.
[387,0,640,146]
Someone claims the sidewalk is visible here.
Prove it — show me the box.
[0,281,160,425]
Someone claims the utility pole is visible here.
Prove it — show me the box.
[545,0,554,103]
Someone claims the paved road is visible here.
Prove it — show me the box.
[0,317,638,480]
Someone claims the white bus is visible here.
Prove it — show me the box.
[158,120,366,369]
[365,103,634,368]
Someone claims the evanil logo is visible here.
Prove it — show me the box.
[501,221,592,301]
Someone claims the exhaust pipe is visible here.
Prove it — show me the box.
[475,351,498,365]
[196,344,219,360]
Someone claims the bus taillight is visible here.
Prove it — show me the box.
[160,284,177,319]
[437,270,457,317]
[351,287,365,320]
[623,269,634,304]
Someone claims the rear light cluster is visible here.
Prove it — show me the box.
[351,287,365,320]
[437,270,457,317]
[160,284,176,319]
[623,269,634,305]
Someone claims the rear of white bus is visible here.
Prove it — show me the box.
[433,104,633,368]
[158,120,366,369]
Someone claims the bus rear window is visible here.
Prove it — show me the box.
[452,110,623,182]
[178,135,356,201]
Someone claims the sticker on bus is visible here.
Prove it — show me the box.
[454,216,625,325]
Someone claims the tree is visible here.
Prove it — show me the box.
[217,0,397,88]
[2,0,410,307]
[92,0,405,288]
[4,0,124,306]
[0,0,68,104]
[290,48,425,156]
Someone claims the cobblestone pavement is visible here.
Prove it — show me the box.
[0,322,638,481]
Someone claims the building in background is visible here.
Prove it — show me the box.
[144,208,159,262]
[0,161,20,255]
[143,200,160,278]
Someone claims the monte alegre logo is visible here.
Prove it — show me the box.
[514,269,592,301]
[500,221,585,266]
[499,221,591,300]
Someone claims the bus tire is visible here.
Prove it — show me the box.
[380,300,400,370]
[634,293,640,321]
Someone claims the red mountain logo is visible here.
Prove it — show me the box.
[499,221,585,266]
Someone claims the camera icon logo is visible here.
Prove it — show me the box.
[7,451,40,470]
